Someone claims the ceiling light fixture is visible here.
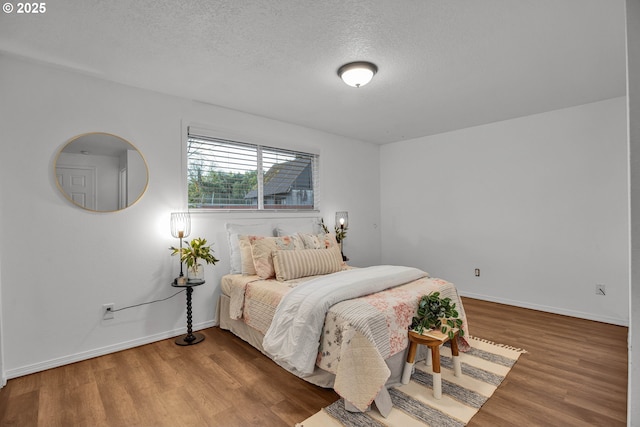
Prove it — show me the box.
[338,61,378,88]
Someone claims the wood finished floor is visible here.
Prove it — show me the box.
[0,297,628,426]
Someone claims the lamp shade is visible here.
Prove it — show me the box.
[338,62,378,87]
[170,212,191,239]
[335,211,349,228]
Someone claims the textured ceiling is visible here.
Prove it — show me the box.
[0,0,627,144]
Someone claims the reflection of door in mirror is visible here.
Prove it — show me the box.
[119,168,127,210]
[56,166,97,210]
[54,133,149,212]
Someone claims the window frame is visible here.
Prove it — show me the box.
[184,125,320,213]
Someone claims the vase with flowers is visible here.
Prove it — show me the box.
[170,237,219,282]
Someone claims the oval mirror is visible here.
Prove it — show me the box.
[54,132,149,212]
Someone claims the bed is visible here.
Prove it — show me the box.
[218,220,469,416]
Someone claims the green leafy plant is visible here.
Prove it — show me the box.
[410,291,464,339]
[321,218,347,243]
[170,237,219,270]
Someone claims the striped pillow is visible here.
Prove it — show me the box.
[238,236,257,275]
[272,246,343,281]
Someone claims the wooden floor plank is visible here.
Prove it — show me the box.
[463,298,627,427]
[0,297,628,426]
[1,389,39,427]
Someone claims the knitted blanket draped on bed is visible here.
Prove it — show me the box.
[262,265,428,376]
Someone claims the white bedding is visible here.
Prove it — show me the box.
[262,265,428,376]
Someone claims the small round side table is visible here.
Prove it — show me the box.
[171,277,205,346]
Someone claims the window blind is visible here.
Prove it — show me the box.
[187,130,318,210]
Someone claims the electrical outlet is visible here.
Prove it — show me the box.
[595,284,606,296]
[103,303,114,320]
[474,268,480,277]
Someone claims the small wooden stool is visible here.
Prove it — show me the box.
[401,329,461,399]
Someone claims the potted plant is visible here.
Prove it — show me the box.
[320,218,348,243]
[170,237,219,280]
[410,291,464,340]
[321,218,348,261]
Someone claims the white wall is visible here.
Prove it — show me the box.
[0,54,381,378]
[0,178,4,387]
[381,97,629,325]
[627,0,640,424]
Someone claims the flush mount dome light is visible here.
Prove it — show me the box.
[338,61,378,87]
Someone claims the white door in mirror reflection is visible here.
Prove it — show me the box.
[56,166,97,210]
[119,168,127,210]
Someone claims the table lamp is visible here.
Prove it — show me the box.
[170,212,191,283]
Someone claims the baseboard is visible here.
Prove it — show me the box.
[459,291,629,327]
[5,320,217,380]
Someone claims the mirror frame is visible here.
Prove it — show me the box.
[54,132,149,212]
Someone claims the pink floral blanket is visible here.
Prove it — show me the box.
[317,275,468,373]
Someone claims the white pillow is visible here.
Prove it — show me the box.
[226,223,274,274]
[275,218,322,237]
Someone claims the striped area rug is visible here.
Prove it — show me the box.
[297,337,525,427]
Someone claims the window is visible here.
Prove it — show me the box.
[187,129,318,210]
